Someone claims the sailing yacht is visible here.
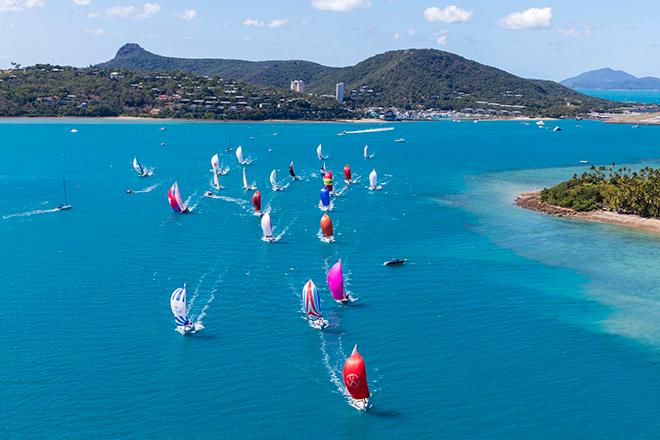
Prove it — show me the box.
[56,178,72,211]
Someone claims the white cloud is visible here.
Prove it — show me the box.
[178,8,196,21]
[243,17,289,28]
[393,32,400,39]
[498,7,552,30]
[85,27,104,35]
[436,35,447,45]
[424,5,473,24]
[558,24,591,38]
[407,28,416,36]
[311,0,371,12]
[268,18,288,28]
[89,2,159,19]
[0,0,44,12]
[73,0,91,5]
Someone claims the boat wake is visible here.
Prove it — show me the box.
[193,293,215,331]
[319,202,334,212]
[319,332,360,408]
[134,182,161,193]
[344,127,394,134]
[318,230,335,243]
[2,207,60,219]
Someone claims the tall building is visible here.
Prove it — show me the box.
[290,80,305,93]
[335,82,345,103]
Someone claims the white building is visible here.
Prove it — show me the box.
[290,80,305,93]
[335,82,345,103]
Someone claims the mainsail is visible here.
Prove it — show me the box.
[133,157,144,176]
[242,167,249,189]
[289,161,296,178]
[236,146,244,164]
[327,260,345,301]
[302,280,323,321]
[364,145,369,159]
[270,169,277,188]
[316,144,323,160]
[212,169,220,189]
[170,284,190,327]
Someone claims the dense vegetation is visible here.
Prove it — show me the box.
[0,65,353,120]
[541,165,660,217]
[100,44,617,116]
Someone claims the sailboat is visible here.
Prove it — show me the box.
[320,213,334,242]
[235,145,246,164]
[343,345,370,410]
[242,167,256,191]
[344,164,352,183]
[132,157,151,177]
[302,280,327,329]
[212,169,222,190]
[167,182,190,213]
[323,170,333,193]
[364,145,369,159]
[170,284,195,335]
[210,153,229,175]
[319,187,332,211]
[252,190,262,214]
[320,162,326,175]
[56,178,72,211]
[261,213,276,242]
[270,169,280,191]
[316,144,324,161]
[289,161,301,180]
[328,259,352,304]
[368,169,381,190]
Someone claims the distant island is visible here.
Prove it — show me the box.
[0,44,626,121]
[516,165,660,234]
[561,68,660,91]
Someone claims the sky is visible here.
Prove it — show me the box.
[0,0,659,81]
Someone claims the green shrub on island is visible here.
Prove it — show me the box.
[541,165,660,218]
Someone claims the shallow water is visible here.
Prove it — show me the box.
[2,119,660,438]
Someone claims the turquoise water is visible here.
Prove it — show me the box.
[577,88,660,104]
[2,119,660,438]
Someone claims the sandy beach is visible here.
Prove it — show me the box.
[515,191,660,234]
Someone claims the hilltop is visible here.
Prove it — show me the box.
[98,44,614,116]
[561,68,660,90]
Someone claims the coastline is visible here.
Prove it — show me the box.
[515,191,660,235]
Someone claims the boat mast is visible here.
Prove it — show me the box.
[62,178,68,205]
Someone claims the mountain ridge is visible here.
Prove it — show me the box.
[98,43,613,115]
[561,68,660,90]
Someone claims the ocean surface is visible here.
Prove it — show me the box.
[2,118,660,439]
[577,88,660,104]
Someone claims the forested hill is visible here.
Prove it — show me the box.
[98,44,615,115]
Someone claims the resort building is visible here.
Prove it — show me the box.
[335,82,345,103]
[290,80,305,93]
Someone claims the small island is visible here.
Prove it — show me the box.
[516,165,660,234]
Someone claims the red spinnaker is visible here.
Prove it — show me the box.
[344,164,352,181]
[343,345,370,400]
[320,213,333,237]
[252,190,261,212]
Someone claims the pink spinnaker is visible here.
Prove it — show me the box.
[327,260,345,301]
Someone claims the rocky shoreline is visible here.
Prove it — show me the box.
[515,191,660,235]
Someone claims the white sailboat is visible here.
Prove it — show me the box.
[270,169,280,191]
[132,157,152,177]
[261,213,276,242]
[316,144,324,160]
[364,145,369,159]
[236,145,245,164]
[368,169,381,190]
[56,178,72,211]
[170,284,195,335]
[242,167,256,191]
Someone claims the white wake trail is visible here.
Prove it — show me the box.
[3,207,60,219]
[135,182,161,193]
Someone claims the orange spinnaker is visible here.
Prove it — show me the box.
[320,213,333,237]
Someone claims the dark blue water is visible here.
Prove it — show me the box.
[578,88,660,104]
[2,119,660,438]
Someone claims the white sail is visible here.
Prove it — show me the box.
[364,145,369,159]
[170,284,189,326]
[369,169,378,188]
[213,170,220,189]
[270,169,277,187]
[236,146,244,164]
[242,167,249,189]
[133,157,144,175]
[261,213,273,237]
[210,153,220,172]
[316,144,323,160]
